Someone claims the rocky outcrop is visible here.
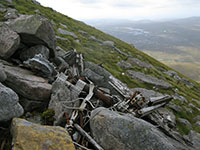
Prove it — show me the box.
[0,23,20,59]
[126,70,172,89]
[8,15,56,57]
[11,118,75,150]
[90,107,176,150]
[0,83,23,122]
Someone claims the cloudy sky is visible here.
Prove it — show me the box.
[37,0,200,21]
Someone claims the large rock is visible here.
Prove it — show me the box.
[19,45,50,61]
[0,23,20,59]
[126,70,172,89]
[48,73,82,123]
[90,107,176,150]
[0,83,23,122]
[2,62,51,101]
[82,62,119,95]
[8,15,56,57]
[11,118,75,150]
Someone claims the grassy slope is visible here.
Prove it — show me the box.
[1,0,200,135]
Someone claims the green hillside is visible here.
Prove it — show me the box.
[1,0,200,135]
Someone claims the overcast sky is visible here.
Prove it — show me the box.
[36,0,200,21]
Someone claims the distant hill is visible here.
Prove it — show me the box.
[92,17,200,82]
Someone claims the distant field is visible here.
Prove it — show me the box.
[144,46,200,82]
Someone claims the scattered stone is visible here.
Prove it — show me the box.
[0,83,24,122]
[194,121,200,127]
[89,35,103,43]
[4,8,18,20]
[55,46,66,57]
[184,106,193,113]
[128,57,154,69]
[167,102,183,112]
[177,118,192,129]
[90,107,176,150]
[59,23,67,28]
[102,40,115,47]
[165,70,178,77]
[2,62,52,101]
[57,28,78,39]
[193,115,200,121]
[20,45,50,61]
[11,118,75,150]
[34,9,40,14]
[0,23,20,59]
[117,60,132,69]
[56,35,69,43]
[126,70,172,89]
[9,15,56,57]
[173,93,188,104]
[24,54,57,78]
[78,30,87,35]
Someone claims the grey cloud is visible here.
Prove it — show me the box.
[112,2,142,8]
[78,0,102,4]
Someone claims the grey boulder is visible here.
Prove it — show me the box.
[2,62,52,102]
[19,45,50,61]
[90,107,176,150]
[0,23,20,59]
[0,83,24,122]
[126,70,172,89]
[8,15,56,57]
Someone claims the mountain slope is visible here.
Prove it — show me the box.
[1,0,200,136]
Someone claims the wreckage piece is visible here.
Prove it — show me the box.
[108,75,131,98]
[148,95,173,106]
[136,103,167,118]
[74,124,104,150]
[24,54,57,78]
[62,49,84,73]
